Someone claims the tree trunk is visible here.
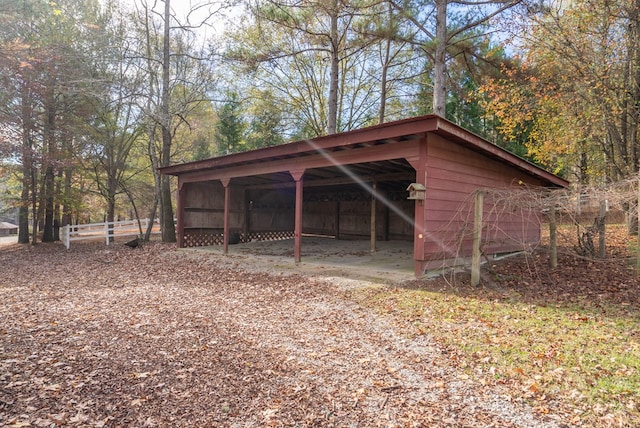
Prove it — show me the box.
[378,36,391,125]
[18,83,32,244]
[327,0,339,135]
[41,90,56,243]
[630,0,640,173]
[106,173,118,242]
[160,0,176,242]
[53,168,63,241]
[61,167,73,227]
[433,0,447,117]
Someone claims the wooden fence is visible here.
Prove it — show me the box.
[61,219,159,249]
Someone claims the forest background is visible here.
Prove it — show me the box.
[1,0,639,244]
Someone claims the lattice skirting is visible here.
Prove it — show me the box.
[245,231,295,242]
[182,230,295,248]
[183,231,224,247]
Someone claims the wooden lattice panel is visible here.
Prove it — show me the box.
[183,230,294,247]
[246,231,295,242]
[183,232,224,247]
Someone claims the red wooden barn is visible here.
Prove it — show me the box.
[160,115,568,276]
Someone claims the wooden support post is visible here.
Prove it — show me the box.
[370,181,377,253]
[177,181,185,248]
[471,190,484,286]
[549,202,557,269]
[598,200,606,259]
[411,135,428,277]
[290,170,305,263]
[334,200,340,239]
[243,188,250,243]
[221,178,231,255]
[383,205,389,241]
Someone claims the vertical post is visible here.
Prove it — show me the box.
[370,181,377,253]
[176,181,185,248]
[549,202,557,269]
[290,170,305,263]
[598,200,606,259]
[383,205,389,241]
[64,225,70,249]
[105,221,110,246]
[243,188,250,243]
[408,135,428,277]
[471,190,484,286]
[334,200,340,239]
[221,178,231,255]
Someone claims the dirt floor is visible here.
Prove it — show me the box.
[190,237,417,284]
[0,236,581,428]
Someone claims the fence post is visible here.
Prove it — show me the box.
[598,200,606,259]
[549,203,557,268]
[63,225,70,249]
[471,190,484,286]
[105,221,110,246]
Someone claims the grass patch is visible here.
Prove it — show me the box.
[349,285,640,426]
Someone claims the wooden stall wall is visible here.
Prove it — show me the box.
[182,181,245,247]
[246,188,296,241]
[421,134,544,263]
[301,191,414,241]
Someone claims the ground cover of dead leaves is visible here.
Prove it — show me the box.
[0,238,625,428]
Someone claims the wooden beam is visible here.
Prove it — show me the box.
[159,118,433,176]
[471,190,484,286]
[413,136,428,277]
[177,179,185,248]
[221,178,231,255]
[243,172,415,191]
[371,181,377,253]
[177,140,420,184]
[334,200,340,239]
[243,188,250,243]
[290,170,305,263]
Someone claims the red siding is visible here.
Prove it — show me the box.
[420,134,543,262]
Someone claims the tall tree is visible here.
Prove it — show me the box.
[133,0,218,242]
[482,0,640,183]
[227,0,379,136]
[387,0,523,117]
[214,92,246,155]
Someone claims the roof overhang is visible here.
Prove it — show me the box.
[159,114,569,189]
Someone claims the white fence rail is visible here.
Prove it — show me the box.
[61,218,159,249]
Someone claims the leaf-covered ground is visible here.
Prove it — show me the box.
[0,228,638,427]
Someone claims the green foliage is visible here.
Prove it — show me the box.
[215,92,246,155]
[245,90,285,150]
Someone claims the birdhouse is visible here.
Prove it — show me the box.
[406,183,426,200]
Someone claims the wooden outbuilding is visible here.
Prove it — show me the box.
[160,115,568,276]
[0,222,18,237]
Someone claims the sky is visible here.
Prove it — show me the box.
[117,0,241,39]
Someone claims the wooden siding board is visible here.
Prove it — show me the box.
[419,133,543,261]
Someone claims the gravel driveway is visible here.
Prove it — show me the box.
[0,242,569,427]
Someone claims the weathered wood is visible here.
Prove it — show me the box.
[598,200,606,259]
[222,180,231,255]
[291,170,305,263]
[549,202,557,269]
[371,181,377,253]
[471,190,484,286]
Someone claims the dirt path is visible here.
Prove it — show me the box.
[1,242,569,427]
